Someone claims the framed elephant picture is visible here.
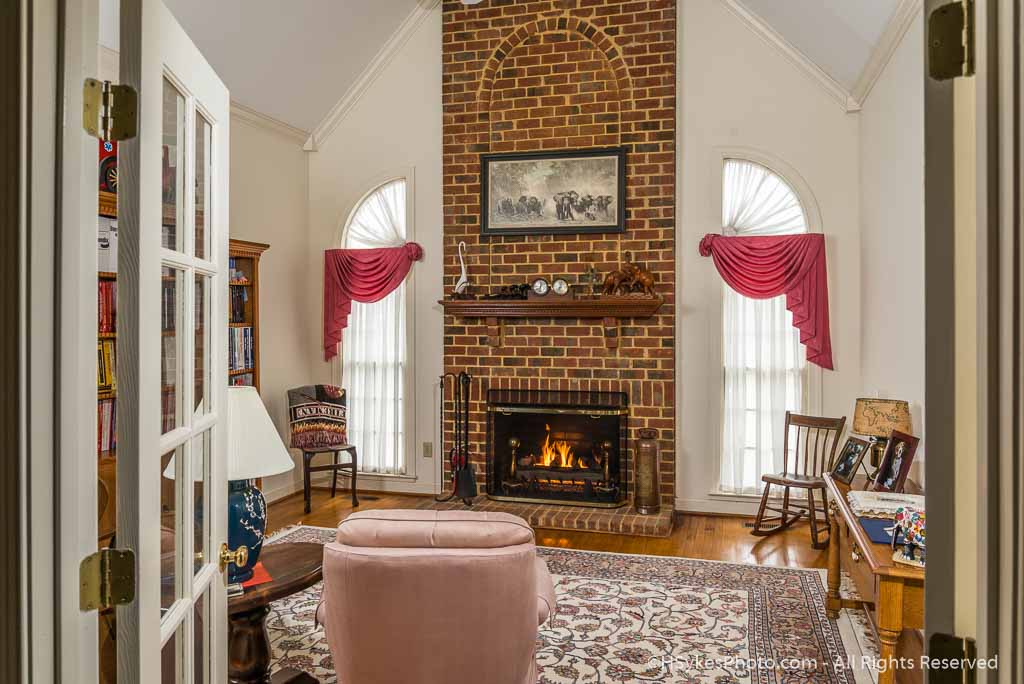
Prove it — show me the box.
[480,147,627,237]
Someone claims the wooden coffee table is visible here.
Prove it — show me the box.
[228,542,324,684]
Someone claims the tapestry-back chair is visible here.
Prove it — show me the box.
[287,384,359,514]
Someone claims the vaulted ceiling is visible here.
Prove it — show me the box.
[101,0,911,133]
[164,0,420,131]
[737,0,904,92]
[100,0,420,132]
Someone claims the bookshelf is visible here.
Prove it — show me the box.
[98,193,117,542]
[95,191,199,542]
[228,239,269,392]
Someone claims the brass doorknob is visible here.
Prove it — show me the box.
[219,543,249,573]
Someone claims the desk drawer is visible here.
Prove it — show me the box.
[840,519,877,604]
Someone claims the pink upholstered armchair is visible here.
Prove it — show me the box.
[317,509,555,684]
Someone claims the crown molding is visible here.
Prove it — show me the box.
[304,0,441,151]
[230,101,310,144]
[721,0,861,113]
[850,0,923,106]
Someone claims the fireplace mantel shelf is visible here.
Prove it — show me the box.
[439,296,664,348]
[438,296,664,320]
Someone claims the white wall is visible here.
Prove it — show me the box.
[676,0,862,514]
[858,16,927,484]
[305,6,443,494]
[229,116,313,501]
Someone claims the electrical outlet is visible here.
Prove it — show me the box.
[423,441,433,458]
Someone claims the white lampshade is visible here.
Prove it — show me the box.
[227,386,295,481]
[162,387,294,482]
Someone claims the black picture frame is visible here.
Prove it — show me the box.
[480,147,627,237]
[830,436,869,485]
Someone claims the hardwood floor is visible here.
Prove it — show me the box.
[267,487,829,569]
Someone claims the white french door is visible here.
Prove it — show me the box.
[59,0,232,681]
[117,3,231,681]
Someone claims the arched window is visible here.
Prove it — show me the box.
[341,179,408,475]
[718,159,810,495]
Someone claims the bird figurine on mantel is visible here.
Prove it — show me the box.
[454,241,470,296]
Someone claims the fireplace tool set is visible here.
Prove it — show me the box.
[435,371,478,506]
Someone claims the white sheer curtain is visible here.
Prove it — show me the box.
[718,160,808,495]
[342,179,407,475]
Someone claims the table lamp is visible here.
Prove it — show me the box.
[852,398,912,476]
[226,386,295,582]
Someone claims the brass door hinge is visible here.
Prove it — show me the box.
[79,548,135,612]
[928,0,975,80]
[83,78,138,142]
[928,633,977,683]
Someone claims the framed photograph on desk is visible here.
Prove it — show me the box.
[829,436,869,485]
[872,430,920,493]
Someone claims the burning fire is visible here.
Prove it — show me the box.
[538,424,575,468]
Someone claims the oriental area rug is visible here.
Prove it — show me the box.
[264,525,878,683]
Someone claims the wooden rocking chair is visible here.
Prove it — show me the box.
[750,411,847,549]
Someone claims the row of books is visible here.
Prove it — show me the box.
[229,326,254,372]
[229,284,249,324]
[98,281,117,333]
[97,339,116,392]
[97,398,116,453]
[230,373,254,387]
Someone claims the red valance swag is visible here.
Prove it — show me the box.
[323,243,424,360]
[699,233,833,370]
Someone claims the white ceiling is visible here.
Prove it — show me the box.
[97,0,905,132]
[737,0,901,91]
[100,0,420,132]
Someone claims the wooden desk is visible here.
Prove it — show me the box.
[825,474,925,684]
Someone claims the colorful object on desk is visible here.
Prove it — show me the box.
[891,506,926,567]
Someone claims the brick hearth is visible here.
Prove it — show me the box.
[417,498,674,538]
[441,0,677,534]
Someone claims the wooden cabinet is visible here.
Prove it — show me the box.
[228,239,269,392]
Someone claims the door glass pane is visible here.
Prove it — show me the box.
[194,113,211,260]
[160,446,183,616]
[192,430,209,575]
[162,78,186,252]
[193,590,209,684]
[162,266,184,433]
[194,274,210,415]
[160,623,182,684]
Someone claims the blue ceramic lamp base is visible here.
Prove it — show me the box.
[227,479,267,583]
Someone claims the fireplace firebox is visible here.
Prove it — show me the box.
[486,390,628,507]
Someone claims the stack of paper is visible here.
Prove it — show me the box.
[847,490,925,518]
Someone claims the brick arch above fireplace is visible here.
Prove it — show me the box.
[486,31,622,154]
[476,15,633,112]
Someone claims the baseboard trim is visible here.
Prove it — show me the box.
[674,497,761,516]
[264,474,439,503]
